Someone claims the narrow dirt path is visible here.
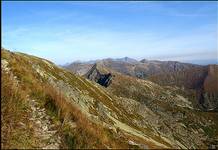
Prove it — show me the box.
[28,97,61,149]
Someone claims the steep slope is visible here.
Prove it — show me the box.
[2,49,218,149]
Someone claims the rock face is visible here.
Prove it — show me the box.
[85,64,112,87]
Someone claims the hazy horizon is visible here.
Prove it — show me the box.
[2,1,218,65]
[63,56,218,66]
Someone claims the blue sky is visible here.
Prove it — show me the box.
[2,1,218,65]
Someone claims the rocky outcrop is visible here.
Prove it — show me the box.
[85,64,112,87]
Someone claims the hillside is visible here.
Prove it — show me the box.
[1,49,218,149]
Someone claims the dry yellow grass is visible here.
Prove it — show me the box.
[1,72,38,149]
[42,84,131,148]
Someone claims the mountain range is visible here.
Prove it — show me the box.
[64,57,218,111]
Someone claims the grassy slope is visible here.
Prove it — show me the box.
[2,49,166,148]
[1,50,133,149]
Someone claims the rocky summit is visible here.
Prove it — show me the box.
[1,48,218,149]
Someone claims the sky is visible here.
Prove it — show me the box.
[2,1,218,65]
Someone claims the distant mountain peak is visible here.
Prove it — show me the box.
[112,57,138,63]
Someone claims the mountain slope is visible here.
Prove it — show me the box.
[2,49,218,149]
[65,58,218,111]
[1,49,137,149]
